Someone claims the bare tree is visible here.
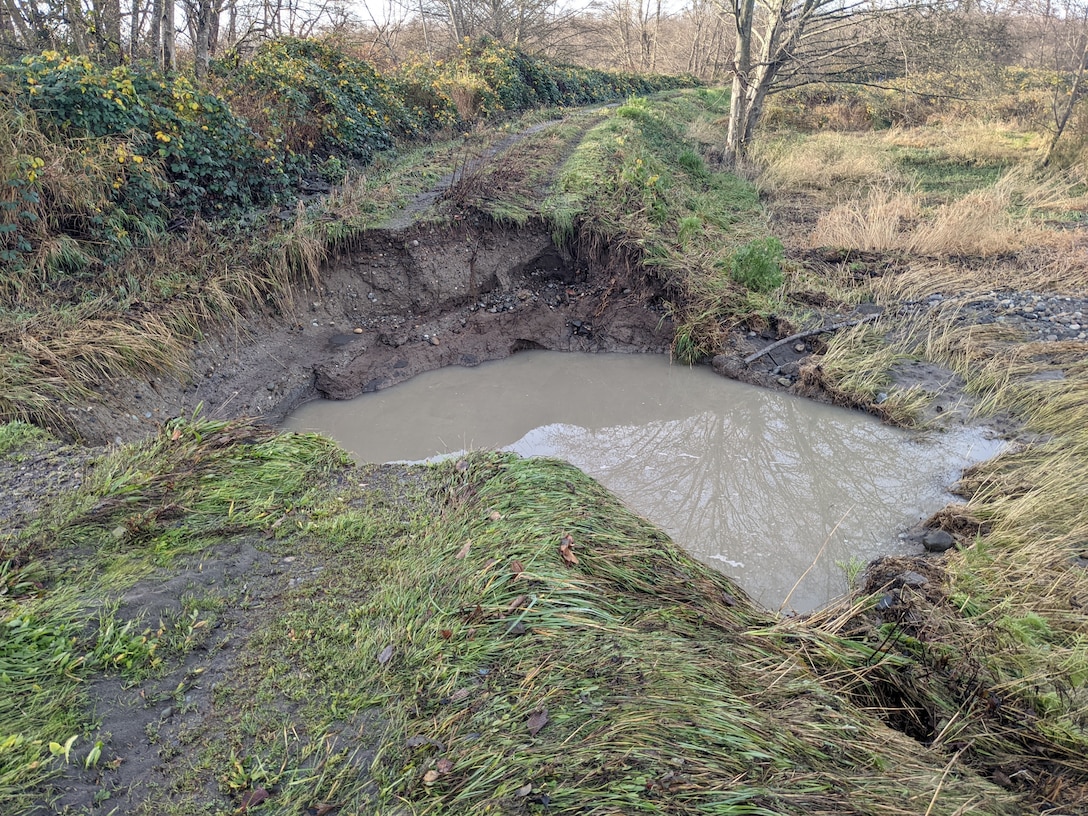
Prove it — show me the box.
[721,0,934,161]
[357,0,409,64]
[1037,0,1088,164]
[682,0,731,78]
[604,0,664,71]
[414,0,595,53]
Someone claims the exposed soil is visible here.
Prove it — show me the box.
[27,465,427,816]
[73,216,673,447]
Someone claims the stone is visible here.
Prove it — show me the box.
[897,570,929,587]
[875,592,898,611]
[353,327,364,334]
[922,529,955,552]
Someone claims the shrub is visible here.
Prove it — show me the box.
[446,40,696,116]
[0,100,164,274]
[217,38,455,169]
[4,51,285,218]
[729,237,784,292]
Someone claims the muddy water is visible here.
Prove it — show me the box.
[286,352,1003,612]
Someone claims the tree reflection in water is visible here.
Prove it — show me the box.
[286,352,1004,613]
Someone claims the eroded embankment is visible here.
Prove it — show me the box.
[82,218,673,445]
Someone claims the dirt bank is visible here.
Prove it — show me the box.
[76,217,674,445]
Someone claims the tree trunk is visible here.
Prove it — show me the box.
[129,0,141,58]
[194,0,211,79]
[725,0,754,163]
[162,0,175,71]
[208,0,219,56]
[1044,22,1088,165]
[150,0,162,63]
[67,0,90,55]
[2,0,32,47]
[91,0,123,61]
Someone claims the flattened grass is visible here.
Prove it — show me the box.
[0,421,1030,814]
[0,417,350,813]
[233,454,1014,816]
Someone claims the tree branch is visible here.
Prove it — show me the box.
[743,313,881,365]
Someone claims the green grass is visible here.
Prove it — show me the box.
[3,406,1086,812]
[540,90,781,362]
[752,125,1088,809]
[85,448,1015,815]
[0,421,52,459]
[0,416,351,813]
[891,149,1008,199]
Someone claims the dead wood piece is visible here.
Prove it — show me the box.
[743,313,881,365]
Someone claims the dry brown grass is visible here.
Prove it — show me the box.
[1002,164,1088,212]
[810,173,1067,258]
[809,188,919,252]
[881,122,1045,166]
[908,186,1030,256]
[754,132,904,192]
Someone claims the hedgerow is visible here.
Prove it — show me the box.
[0,37,695,276]
[213,38,457,170]
[442,39,695,116]
[3,51,285,221]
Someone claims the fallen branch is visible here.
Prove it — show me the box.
[743,313,881,365]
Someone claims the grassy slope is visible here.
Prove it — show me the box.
[1,422,1020,815]
[752,113,1088,807]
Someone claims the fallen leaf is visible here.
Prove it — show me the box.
[559,534,578,566]
[455,459,469,472]
[527,708,549,737]
[239,786,270,811]
[377,644,394,665]
[515,783,533,797]
[436,758,453,774]
[448,688,471,703]
[305,805,337,816]
[170,427,182,442]
[489,511,502,521]
[423,769,440,785]
[455,540,471,559]
[510,560,525,575]
[440,629,453,640]
[505,595,528,614]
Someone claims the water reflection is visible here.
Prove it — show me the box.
[285,352,1003,612]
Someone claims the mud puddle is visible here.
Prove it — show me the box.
[285,352,1004,612]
